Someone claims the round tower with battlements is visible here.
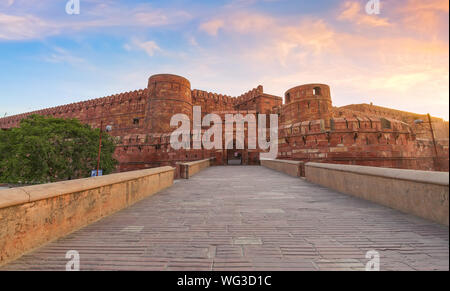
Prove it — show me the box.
[285,84,332,123]
[145,74,193,133]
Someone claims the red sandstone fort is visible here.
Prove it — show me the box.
[0,74,448,176]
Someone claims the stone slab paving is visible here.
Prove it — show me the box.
[2,166,448,271]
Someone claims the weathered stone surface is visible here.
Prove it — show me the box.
[0,188,29,209]
[1,166,448,271]
[305,163,449,225]
[178,158,215,179]
[0,166,175,266]
[260,158,303,177]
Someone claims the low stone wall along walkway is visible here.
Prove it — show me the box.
[2,166,448,271]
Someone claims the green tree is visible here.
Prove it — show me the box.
[0,115,118,184]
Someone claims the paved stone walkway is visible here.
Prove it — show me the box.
[2,166,448,271]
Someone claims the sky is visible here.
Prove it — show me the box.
[0,0,449,120]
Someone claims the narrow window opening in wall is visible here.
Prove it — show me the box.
[285,93,291,104]
[313,87,321,96]
[366,137,370,145]
[155,144,161,150]
[307,101,310,109]
[357,119,361,128]
[340,136,344,143]
[133,118,139,125]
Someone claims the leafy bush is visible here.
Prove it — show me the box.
[0,115,118,184]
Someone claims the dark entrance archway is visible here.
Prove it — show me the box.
[225,140,245,165]
[227,150,242,165]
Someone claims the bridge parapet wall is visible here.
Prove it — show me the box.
[178,158,215,179]
[305,163,449,225]
[0,166,175,266]
[260,159,304,177]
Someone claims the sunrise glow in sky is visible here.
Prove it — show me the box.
[0,0,449,120]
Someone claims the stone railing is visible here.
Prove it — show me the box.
[260,159,304,177]
[305,163,449,225]
[178,158,215,179]
[0,166,175,266]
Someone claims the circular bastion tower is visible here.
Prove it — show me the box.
[145,74,193,133]
[284,84,333,124]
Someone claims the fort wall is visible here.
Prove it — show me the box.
[0,74,448,174]
[341,103,450,140]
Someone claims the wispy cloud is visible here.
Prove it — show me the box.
[0,2,191,41]
[199,19,224,36]
[42,47,85,65]
[124,39,162,57]
[0,13,56,40]
[199,11,275,36]
[337,1,391,27]
[0,0,448,119]
[193,3,448,118]
[395,0,449,35]
[39,46,98,71]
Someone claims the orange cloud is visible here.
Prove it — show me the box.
[338,1,391,27]
[199,19,225,36]
[194,7,448,119]
[403,0,449,12]
[390,0,448,35]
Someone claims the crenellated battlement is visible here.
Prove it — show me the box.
[191,85,264,106]
[0,88,149,129]
[0,74,447,172]
[0,82,269,130]
[234,85,264,105]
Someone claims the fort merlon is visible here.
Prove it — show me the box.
[0,73,448,176]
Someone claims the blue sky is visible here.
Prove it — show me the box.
[0,0,449,120]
